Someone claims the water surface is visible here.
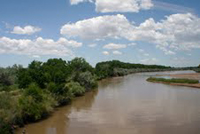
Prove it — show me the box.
[17,71,200,134]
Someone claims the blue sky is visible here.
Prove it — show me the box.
[0,0,200,67]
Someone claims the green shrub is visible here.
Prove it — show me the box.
[65,82,85,97]
[0,92,22,133]
[19,83,56,121]
[47,82,73,105]
[76,71,97,91]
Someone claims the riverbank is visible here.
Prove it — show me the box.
[147,73,200,88]
[16,70,200,134]
[0,58,195,133]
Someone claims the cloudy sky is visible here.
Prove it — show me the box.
[0,0,200,67]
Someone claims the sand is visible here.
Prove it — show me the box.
[154,73,200,88]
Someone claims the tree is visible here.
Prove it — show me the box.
[17,68,32,88]
[0,73,13,86]
[42,58,70,84]
[68,57,94,74]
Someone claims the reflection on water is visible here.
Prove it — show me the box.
[17,71,200,134]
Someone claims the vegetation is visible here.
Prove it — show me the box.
[0,58,97,133]
[147,77,199,84]
[95,60,172,79]
[1,58,191,133]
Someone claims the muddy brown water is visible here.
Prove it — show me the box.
[16,71,200,134]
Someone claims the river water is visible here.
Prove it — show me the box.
[16,71,200,134]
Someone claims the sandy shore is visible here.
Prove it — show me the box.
[169,73,200,80]
[154,73,200,88]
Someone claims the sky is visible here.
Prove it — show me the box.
[0,0,200,67]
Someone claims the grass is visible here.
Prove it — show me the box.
[147,77,199,84]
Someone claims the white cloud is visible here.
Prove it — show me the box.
[88,44,97,48]
[61,13,200,55]
[32,55,41,58]
[0,37,82,56]
[70,0,93,5]
[102,51,109,55]
[103,43,127,50]
[128,13,200,54]
[140,58,158,64]
[70,0,153,13]
[128,43,137,46]
[113,50,122,55]
[11,25,41,35]
[61,14,132,40]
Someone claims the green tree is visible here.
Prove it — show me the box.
[0,73,13,86]
[42,58,70,84]
[68,57,94,74]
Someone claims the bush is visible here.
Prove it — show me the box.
[0,92,22,133]
[76,71,97,91]
[19,83,56,122]
[47,82,73,105]
[65,82,85,97]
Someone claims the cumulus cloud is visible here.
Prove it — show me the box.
[113,50,122,55]
[61,14,132,40]
[0,37,82,56]
[103,43,127,50]
[129,13,200,54]
[11,25,41,35]
[102,51,109,55]
[61,13,200,55]
[70,0,153,13]
[96,0,153,13]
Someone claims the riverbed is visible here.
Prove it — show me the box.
[16,71,200,134]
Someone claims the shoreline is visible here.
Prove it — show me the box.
[150,72,200,88]
[149,81,200,89]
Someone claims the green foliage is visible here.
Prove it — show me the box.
[65,81,85,97]
[0,57,98,133]
[42,58,70,84]
[147,77,199,84]
[68,57,94,74]
[0,92,22,133]
[17,60,46,89]
[19,84,56,121]
[95,60,172,79]
[0,73,13,86]
[17,68,32,89]
[47,82,73,105]
[75,71,97,91]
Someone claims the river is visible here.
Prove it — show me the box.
[16,71,200,134]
